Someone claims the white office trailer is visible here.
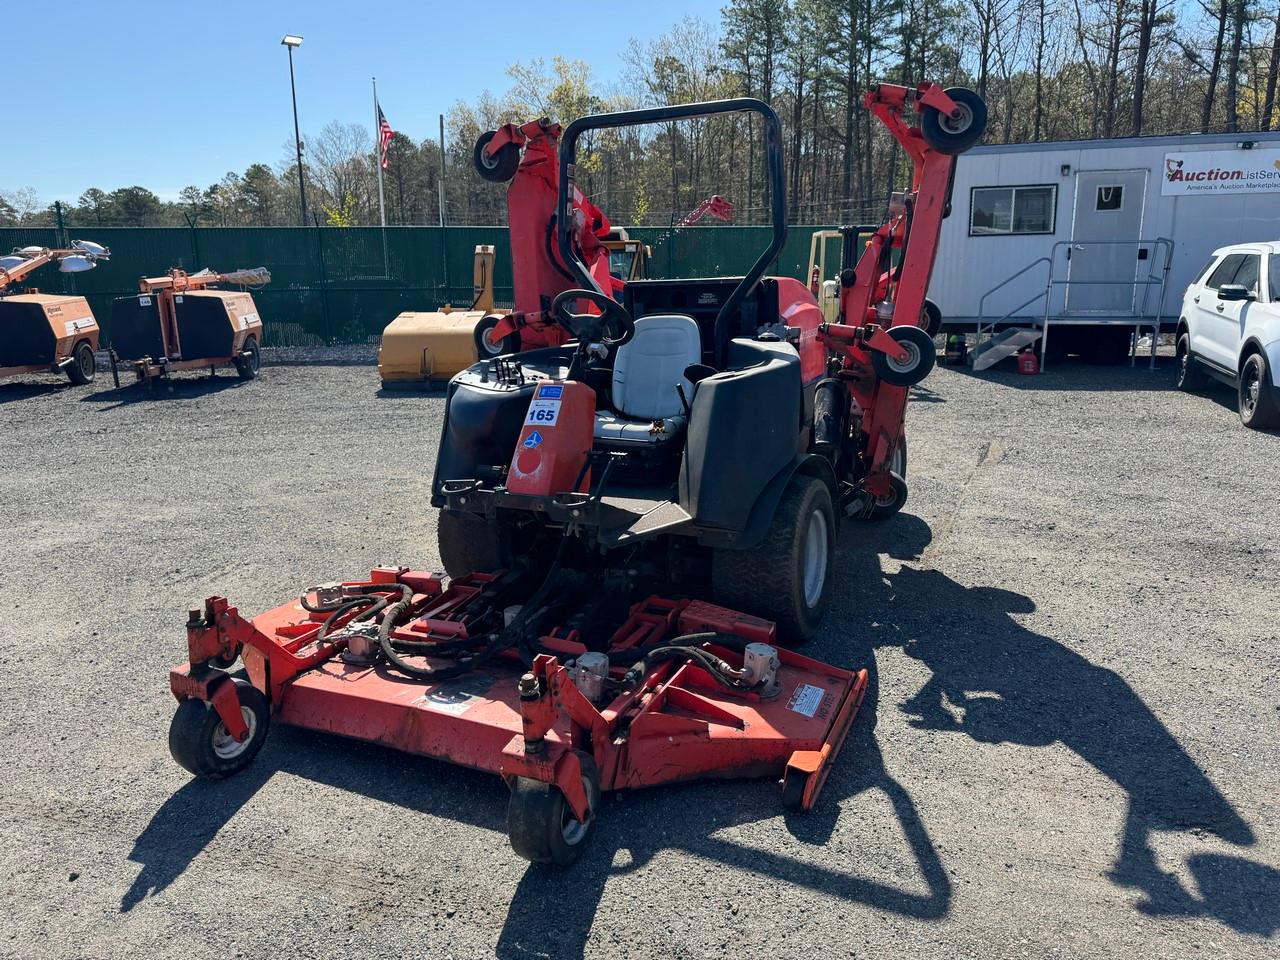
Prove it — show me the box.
[929,129,1280,367]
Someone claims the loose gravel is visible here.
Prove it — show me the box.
[0,357,1276,959]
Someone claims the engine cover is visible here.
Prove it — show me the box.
[506,380,595,496]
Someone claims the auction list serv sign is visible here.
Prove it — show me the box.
[1162,149,1280,195]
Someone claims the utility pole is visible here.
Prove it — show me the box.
[282,35,308,226]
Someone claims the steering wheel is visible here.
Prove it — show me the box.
[550,288,636,349]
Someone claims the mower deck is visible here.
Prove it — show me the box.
[169,567,868,861]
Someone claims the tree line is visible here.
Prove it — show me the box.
[4,0,1280,230]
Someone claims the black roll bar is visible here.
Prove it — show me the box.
[556,98,787,363]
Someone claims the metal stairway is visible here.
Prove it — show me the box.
[971,327,1041,371]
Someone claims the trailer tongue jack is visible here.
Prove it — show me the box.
[170,570,867,864]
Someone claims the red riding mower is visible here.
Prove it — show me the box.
[167,84,986,865]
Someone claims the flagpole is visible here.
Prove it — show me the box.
[373,76,389,278]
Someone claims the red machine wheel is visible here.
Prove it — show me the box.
[507,751,600,866]
[868,438,909,520]
[235,336,261,380]
[872,325,936,387]
[168,679,269,779]
[920,87,987,155]
[922,299,943,339]
[66,340,96,385]
[474,315,520,358]
[474,131,520,183]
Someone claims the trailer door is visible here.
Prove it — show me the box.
[1066,169,1148,314]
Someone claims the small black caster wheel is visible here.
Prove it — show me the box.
[872,325,936,386]
[474,131,521,183]
[235,335,260,380]
[507,750,599,866]
[868,437,908,520]
[920,87,988,155]
[781,766,810,812]
[474,314,520,358]
[211,647,239,670]
[922,298,943,339]
[168,678,269,779]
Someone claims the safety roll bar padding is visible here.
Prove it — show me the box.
[556,98,787,365]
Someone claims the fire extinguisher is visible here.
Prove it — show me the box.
[809,265,820,295]
[1017,348,1039,375]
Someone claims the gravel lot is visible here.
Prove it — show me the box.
[1,356,1276,959]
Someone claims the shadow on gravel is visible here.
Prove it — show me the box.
[120,727,507,913]
[0,380,74,403]
[81,374,249,409]
[122,513,1276,947]
[862,515,1276,937]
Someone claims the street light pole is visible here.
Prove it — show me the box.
[282,35,308,226]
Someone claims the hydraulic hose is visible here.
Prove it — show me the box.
[618,632,760,692]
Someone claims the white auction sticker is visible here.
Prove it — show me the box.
[63,318,93,336]
[787,682,825,718]
[525,399,561,426]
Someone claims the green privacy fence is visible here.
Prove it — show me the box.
[0,224,840,347]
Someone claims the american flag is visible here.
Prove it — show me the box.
[377,104,394,169]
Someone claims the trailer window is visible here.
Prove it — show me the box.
[1095,185,1124,210]
[969,185,1056,236]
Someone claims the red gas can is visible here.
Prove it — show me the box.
[507,380,596,496]
[1017,349,1039,375]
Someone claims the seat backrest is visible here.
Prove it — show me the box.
[612,314,702,420]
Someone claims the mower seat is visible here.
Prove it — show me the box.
[594,314,701,445]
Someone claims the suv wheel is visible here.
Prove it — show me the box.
[1176,333,1207,392]
[1239,352,1280,429]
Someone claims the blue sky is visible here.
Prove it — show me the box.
[3,0,720,205]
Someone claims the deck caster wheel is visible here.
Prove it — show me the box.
[920,87,987,155]
[474,314,520,358]
[66,341,96,385]
[868,438,908,520]
[168,679,269,780]
[507,751,599,866]
[473,131,521,183]
[234,335,260,380]
[922,298,942,339]
[781,767,809,812]
[872,325,936,387]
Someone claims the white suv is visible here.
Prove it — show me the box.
[1176,241,1280,429]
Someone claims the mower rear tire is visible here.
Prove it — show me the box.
[920,87,987,155]
[437,509,503,579]
[67,340,96,384]
[235,336,260,380]
[475,314,520,358]
[168,679,269,780]
[507,750,599,866]
[474,131,521,183]
[872,325,936,386]
[711,475,835,645]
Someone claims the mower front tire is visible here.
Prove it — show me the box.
[711,475,835,645]
[920,87,987,155]
[235,336,261,380]
[66,340,96,385]
[437,509,502,579]
[507,751,599,866]
[168,679,269,780]
[474,315,520,358]
[869,437,909,520]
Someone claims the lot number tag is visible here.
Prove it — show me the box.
[525,399,561,426]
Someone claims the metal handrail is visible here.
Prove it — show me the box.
[975,256,1051,346]
[972,237,1175,371]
